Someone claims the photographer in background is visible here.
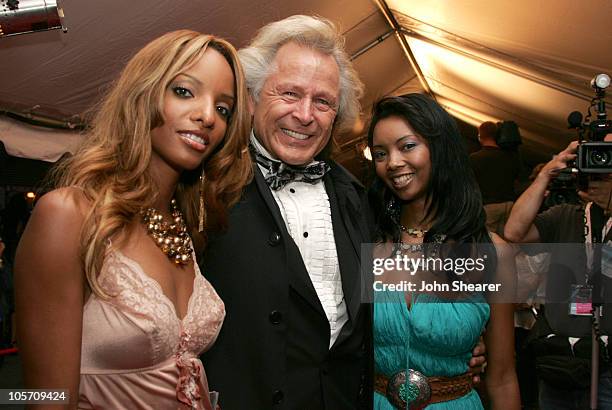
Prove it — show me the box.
[504,136,612,409]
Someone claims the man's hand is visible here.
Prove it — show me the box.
[469,337,487,384]
[538,140,579,181]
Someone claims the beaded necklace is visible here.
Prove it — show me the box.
[141,199,193,265]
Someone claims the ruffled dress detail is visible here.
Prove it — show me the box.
[374,291,489,409]
[78,249,224,410]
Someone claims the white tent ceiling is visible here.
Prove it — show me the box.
[0,0,610,172]
[387,0,612,156]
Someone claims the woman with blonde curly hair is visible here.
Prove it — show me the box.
[15,30,252,409]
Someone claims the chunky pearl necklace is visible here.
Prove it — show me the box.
[399,224,428,238]
[395,233,446,256]
[141,199,193,265]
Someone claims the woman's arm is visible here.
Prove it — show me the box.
[484,233,521,410]
[485,303,520,409]
[15,188,88,409]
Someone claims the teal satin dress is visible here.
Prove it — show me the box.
[374,291,490,409]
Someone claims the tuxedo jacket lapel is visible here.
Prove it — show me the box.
[253,165,326,317]
[325,165,369,346]
[253,160,369,330]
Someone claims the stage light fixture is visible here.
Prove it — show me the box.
[592,73,611,91]
[0,0,66,37]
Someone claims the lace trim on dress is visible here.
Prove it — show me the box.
[181,263,225,355]
[89,247,224,409]
[95,249,224,362]
[98,251,179,362]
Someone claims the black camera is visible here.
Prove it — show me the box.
[577,142,612,172]
[569,73,612,173]
[547,74,612,205]
[544,168,582,209]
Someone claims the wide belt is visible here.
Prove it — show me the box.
[375,370,473,409]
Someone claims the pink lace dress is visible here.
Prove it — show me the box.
[78,248,224,410]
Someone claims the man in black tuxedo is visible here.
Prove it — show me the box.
[202,15,486,410]
[202,15,373,410]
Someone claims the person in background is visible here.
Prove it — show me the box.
[15,30,252,409]
[0,193,30,349]
[512,163,551,410]
[469,121,521,236]
[504,137,612,410]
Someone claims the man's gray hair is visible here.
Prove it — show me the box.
[239,15,364,136]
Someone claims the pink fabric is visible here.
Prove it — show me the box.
[79,249,224,409]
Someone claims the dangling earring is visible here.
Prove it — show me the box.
[198,170,206,232]
[386,195,400,222]
[385,195,395,215]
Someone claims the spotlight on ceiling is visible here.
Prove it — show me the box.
[592,73,611,91]
[0,0,66,38]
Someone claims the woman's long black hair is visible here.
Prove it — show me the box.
[367,93,491,250]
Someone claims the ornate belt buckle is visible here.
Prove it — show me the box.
[386,369,431,409]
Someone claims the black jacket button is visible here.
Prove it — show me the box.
[268,231,281,246]
[272,390,284,404]
[269,310,282,324]
[321,359,330,375]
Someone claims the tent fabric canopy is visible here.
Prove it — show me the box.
[0,0,610,166]
[388,1,612,155]
[0,116,81,162]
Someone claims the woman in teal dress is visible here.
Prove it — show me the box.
[367,94,520,409]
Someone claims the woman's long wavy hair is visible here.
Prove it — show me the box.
[367,94,491,248]
[50,30,252,297]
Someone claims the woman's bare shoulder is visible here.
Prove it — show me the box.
[33,186,92,223]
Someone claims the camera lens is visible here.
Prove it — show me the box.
[589,149,611,166]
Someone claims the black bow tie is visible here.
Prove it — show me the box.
[251,146,330,191]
